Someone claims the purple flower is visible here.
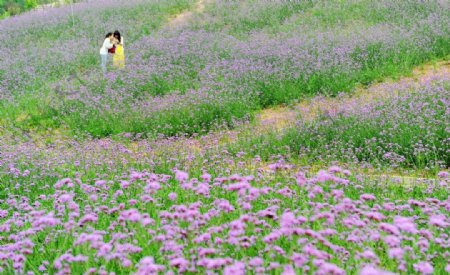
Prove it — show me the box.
[197,258,231,270]
[95,180,107,187]
[224,262,245,275]
[359,265,395,275]
[281,265,296,275]
[296,172,307,186]
[379,224,400,236]
[383,235,401,247]
[120,180,131,188]
[393,216,417,234]
[175,170,189,182]
[248,257,263,267]
[119,209,142,223]
[437,171,449,179]
[291,253,307,267]
[170,257,189,272]
[316,170,334,183]
[280,212,297,229]
[328,166,343,173]
[54,178,74,189]
[360,250,378,262]
[136,257,165,275]
[429,215,449,228]
[316,262,345,275]
[360,194,376,201]
[388,247,404,260]
[168,192,177,201]
[413,262,434,274]
[78,214,98,227]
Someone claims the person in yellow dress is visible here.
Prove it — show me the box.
[113,30,125,69]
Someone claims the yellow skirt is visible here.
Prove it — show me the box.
[113,45,125,68]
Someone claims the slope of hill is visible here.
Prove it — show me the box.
[1,0,448,138]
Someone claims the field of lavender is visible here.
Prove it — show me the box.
[1,0,449,137]
[0,0,449,274]
[231,75,450,172]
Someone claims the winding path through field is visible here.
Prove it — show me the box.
[164,1,449,136]
[257,61,450,130]
[176,61,449,148]
[152,60,449,184]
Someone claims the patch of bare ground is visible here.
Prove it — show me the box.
[166,0,207,29]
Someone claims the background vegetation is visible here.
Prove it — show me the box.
[0,0,81,18]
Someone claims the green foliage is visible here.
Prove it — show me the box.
[24,0,37,9]
[0,0,66,17]
[58,93,254,138]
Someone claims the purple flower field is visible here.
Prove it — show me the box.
[0,146,449,274]
[0,70,449,274]
[0,0,449,274]
[1,164,450,274]
[232,73,450,172]
[1,0,449,137]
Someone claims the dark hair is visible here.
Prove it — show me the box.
[105,32,113,38]
[113,30,121,43]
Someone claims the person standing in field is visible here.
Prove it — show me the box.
[113,30,125,69]
[100,32,116,74]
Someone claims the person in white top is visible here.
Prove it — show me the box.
[99,32,117,75]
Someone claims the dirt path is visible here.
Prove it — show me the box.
[183,61,450,149]
[163,1,449,135]
[257,61,450,130]
[148,60,449,185]
[166,0,207,29]
[162,1,449,142]
[255,61,449,180]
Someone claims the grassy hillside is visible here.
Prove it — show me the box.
[0,0,448,138]
[230,77,450,171]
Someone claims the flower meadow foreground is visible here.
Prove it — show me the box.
[0,165,449,274]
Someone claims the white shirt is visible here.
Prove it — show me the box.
[100,38,114,55]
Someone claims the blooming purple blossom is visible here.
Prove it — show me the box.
[413,262,434,274]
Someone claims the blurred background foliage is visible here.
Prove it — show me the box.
[0,0,81,18]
